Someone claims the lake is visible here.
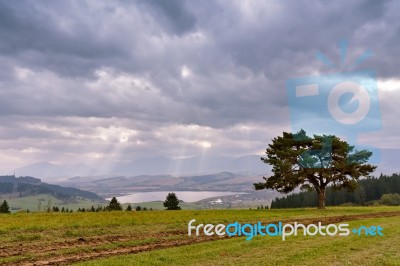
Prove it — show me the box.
[109,191,243,203]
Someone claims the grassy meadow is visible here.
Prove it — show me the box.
[77,216,400,266]
[0,206,399,265]
[0,194,204,212]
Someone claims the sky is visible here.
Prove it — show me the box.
[0,0,400,173]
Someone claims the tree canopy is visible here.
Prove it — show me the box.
[254,130,376,209]
[107,197,122,211]
[163,192,181,210]
[0,200,10,213]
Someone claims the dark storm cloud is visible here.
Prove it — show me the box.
[202,0,391,77]
[0,0,399,170]
[0,1,133,77]
[139,0,197,35]
[0,0,398,81]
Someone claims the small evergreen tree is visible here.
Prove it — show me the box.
[107,197,122,211]
[126,204,132,211]
[135,205,142,211]
[163,193,181,210]
[0,200,10,213]
[90,206,96,212]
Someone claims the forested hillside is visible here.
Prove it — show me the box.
[271,173,400,208]
[0,175,104,201]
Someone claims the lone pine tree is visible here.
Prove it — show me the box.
[107,197,122,211]
[0,200,10,213]
[254,130,376,209]
[163,193,181,210]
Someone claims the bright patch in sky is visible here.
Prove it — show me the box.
[181,65,191,78]
[199,141,212,149]
[378,79,400,92]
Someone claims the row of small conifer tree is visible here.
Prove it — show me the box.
[0,192,182,213]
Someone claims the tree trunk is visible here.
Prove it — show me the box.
[317,188,326,209]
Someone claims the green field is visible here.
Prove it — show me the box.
[1,194,107,212]
[0,206,399,265]
[0,194,203,212]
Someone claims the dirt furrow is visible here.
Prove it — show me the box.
[2,211,400,265]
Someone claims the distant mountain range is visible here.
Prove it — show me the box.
[13,149,400,182]
[11,149,400,198]
[14,162,96,181]
[111,155,269,176]
[57,172,265,197]
[13,155,271,181]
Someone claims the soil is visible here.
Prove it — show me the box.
[1,211,399,265]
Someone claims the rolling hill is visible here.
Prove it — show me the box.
[0,175,104,202]
[58,172,264,197]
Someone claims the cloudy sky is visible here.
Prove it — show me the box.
[0,0,399,173]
